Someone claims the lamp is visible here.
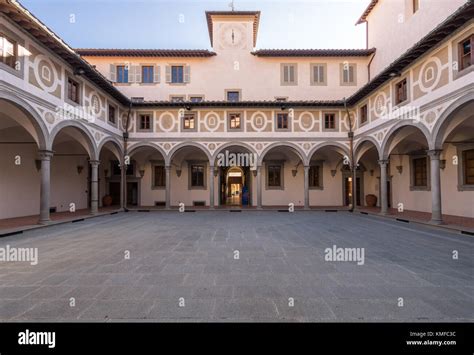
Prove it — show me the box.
[74,67,85,76]
[331,169,337,177]
[389,72,401,78]
[104,169,109,178]
[214,167,219,177]
[291,169,298,177]
[176,168,182,177]
[252,169,257,177]
[440,159,446,170]
[35,159,41,172]
[139,169,145,178]
[396,165,403,174]
[370,169,374,176]
[77,165,84,174]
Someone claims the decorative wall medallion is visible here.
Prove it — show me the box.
[373,92,388,118]
[33,54,59,93]
[44,111,55,124]
[249,111,269,132]
[417,57,442,93]
[297,111,316,132]
[158,112,177,132]
[202,112,222,132]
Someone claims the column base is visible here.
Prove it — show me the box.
[38,218,51,225]
[429,219,444,225]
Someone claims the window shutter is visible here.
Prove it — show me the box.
[319,66,324,83]
[135,65,142,83]
[128,65,135,83]
[165,65,171,83]
[109,64,116,82]
[349,66,354,83]
[283,66,289,83]
[184,65,191,83]
[153,65,160,83]
[289,65,295,83]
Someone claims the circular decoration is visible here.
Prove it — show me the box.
[33,55,59,93]
[94,132,101,142]
[250,111,268,132]
[90,94,101,115]
[219,23,247,49]
[424,111,437,124]
[255,143,263,151]
[163,143,171,151]
[298,111,316,132]
[158,112,177,132]
[203,112,222,132]
[44,112,55,124]
[303,143,311,151]
[377,132,383,142]
[373,92,388,117]
[208,143,216,151]
[418,57,442,93]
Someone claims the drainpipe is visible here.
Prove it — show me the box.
[122,101,133,211]
[344,97,356,213]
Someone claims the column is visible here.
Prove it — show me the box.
[378,159,389,215]
[89,160,100,215]
[304,165,310,210]
[209,164,215,209]
[165,165,171,210]
[120,160,126,210]
[38,150,53,224]
[428,150,443,224]
[256,166,262,209]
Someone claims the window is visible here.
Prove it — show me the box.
[139,114,151,131]
[324,113,336,130]
[67,77,80,104]
[459,36,473,71]
[309,165,321,188]
[0,34,17,69]
[413,157,428,187]
[189,96,203,102]
[229,113,241,129]
[360,105,368,125]
[170,96,185,102]
[413,0,419,13]
[281,64,297,85]
[341,64,356,85]
[463,149,474,185]
[183,113,196,130]
[395,78,408,104]
[267,165,282,188]
[275,97,288,102]
[142,66,154,83]
[117,65,128,83]
[171,65,184,83]
[276,113,289,130]
[153,165,166,188]
[190,164,205,187]
[226,91,240,102]
[108,105,116,124]
[311,64,326,85]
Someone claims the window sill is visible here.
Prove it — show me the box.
[453,65,474,81]
[457,184,474,191]
[0,62,23,78]
[151,186,166,190]
[409,186,431,191]
[309,186,324,190]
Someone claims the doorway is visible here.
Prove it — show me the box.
[219,166,251,206]
[343,176,362,206]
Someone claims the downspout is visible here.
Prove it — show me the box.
[122,101,133,211]
[344,98,355,213]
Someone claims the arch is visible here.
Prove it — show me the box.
[49,120,98,159]
[307,141,350,162]
[258,142,307,166]
[127,142,167,161]
[212,142,258,162]
[166,141,212,166]
[431,92,474,150]
[97,135,124,161]
[380,121,431,159]
[354,136,382,163]
[0,91,49,150]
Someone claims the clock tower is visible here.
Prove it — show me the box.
[206,11,260,52]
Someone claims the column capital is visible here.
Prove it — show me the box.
[165,165,172,170]
[426,149,442,159]
[38,150,54,160]
[89,160,100,167]
[378,159,389,166]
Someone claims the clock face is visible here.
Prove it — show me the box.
[219,24,247,49]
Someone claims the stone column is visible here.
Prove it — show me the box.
[38,150,53,224]
[378,159,389,215]
[120,161,126,210]
[165,165,171,210]
[209,164,215,209]
[256,166,262,209]
[89,160,100,215]
[304,165,310,210]
[428,150,443,224]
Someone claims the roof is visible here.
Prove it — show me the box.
[0,0,130,105]
[76,49,216,57]
[356,0,379,25]
[205,11,260,47]
[252,48,376,57]
[136,100,345,108]
[348,1,474,104]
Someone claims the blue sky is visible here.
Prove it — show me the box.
[20,0,369,50]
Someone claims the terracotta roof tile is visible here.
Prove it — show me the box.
[252,48,376,57]
[76,49,216,57]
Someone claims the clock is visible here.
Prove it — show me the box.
[219,23,247,49]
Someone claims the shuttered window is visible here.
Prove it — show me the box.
[281,64,297,85]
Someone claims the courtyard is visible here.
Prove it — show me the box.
[0,211,472,322]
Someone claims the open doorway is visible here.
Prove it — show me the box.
[219,166,251,206]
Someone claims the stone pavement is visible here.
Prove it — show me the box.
[0,211,472,322]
